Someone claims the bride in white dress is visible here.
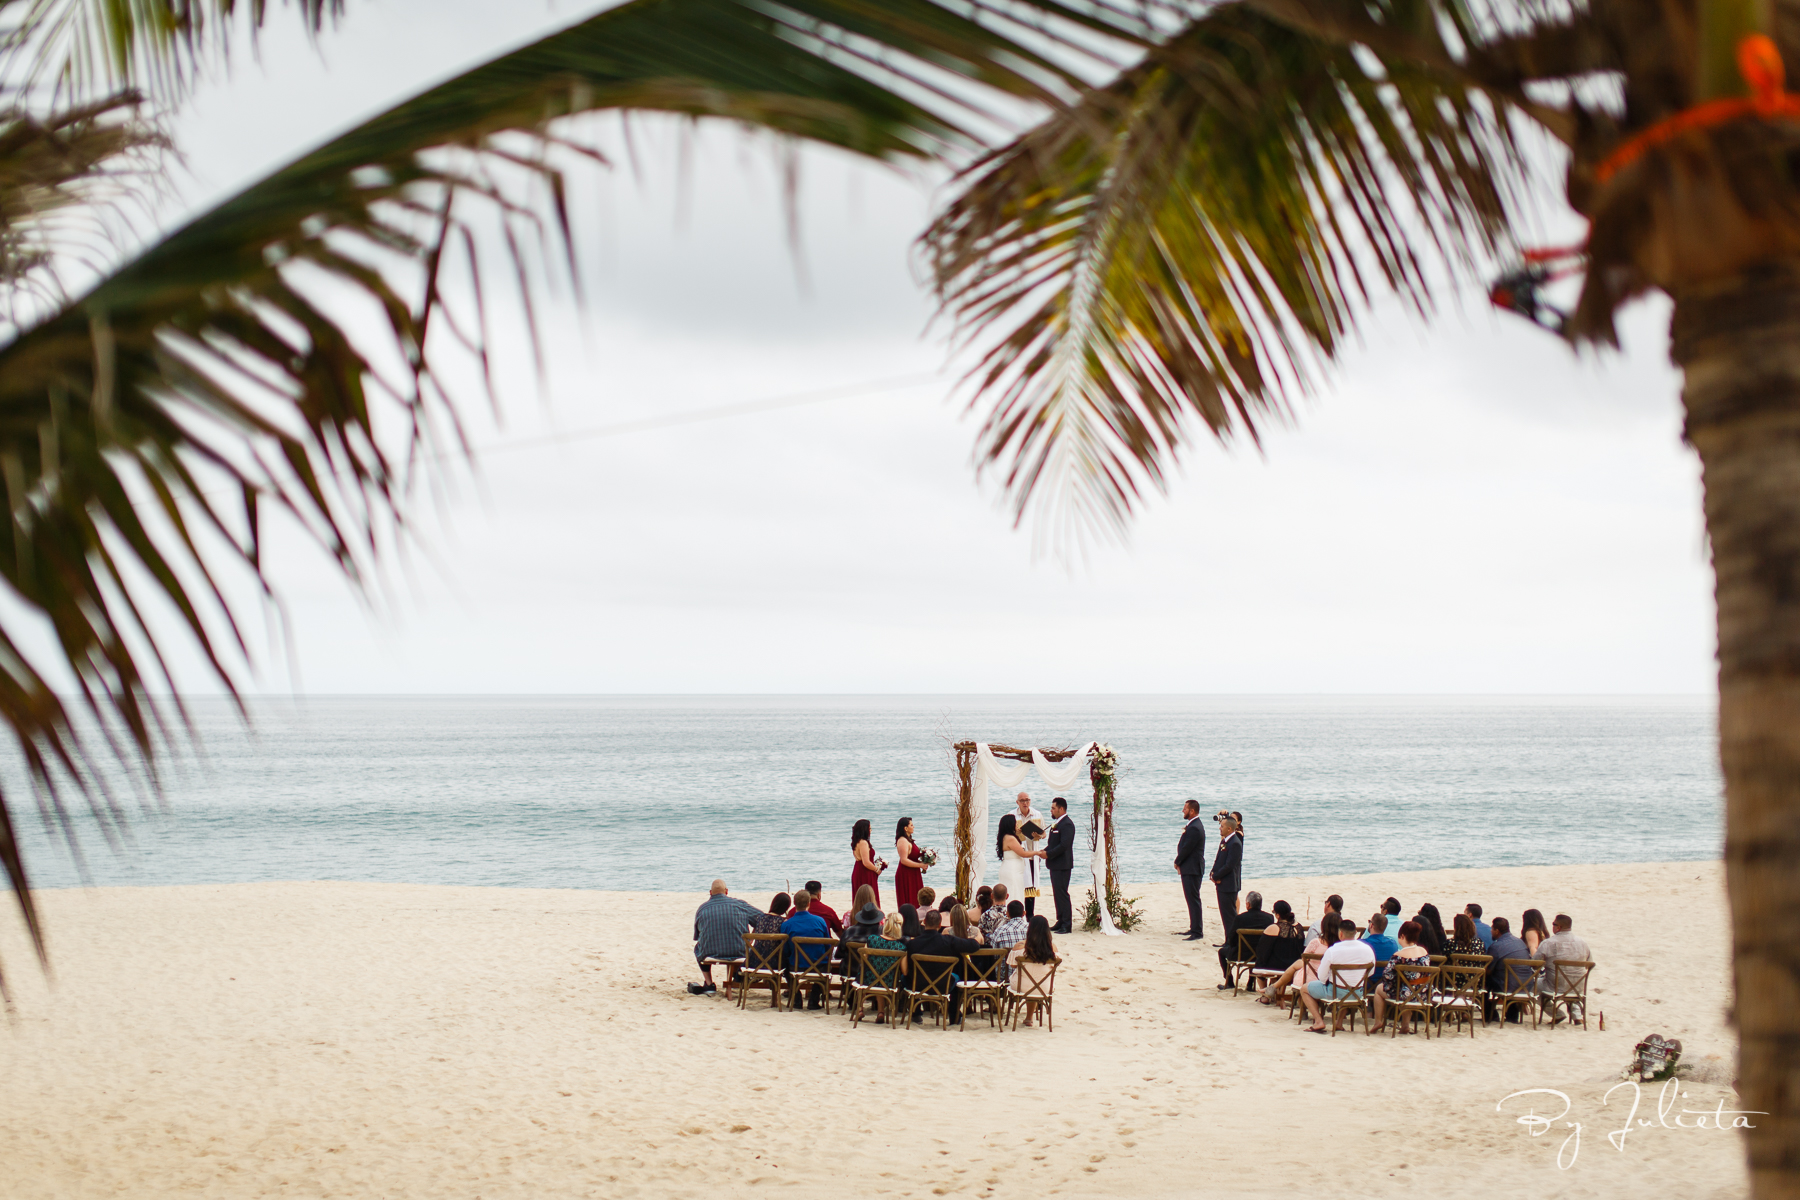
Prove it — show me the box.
[995,813,1042,901]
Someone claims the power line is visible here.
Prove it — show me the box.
[474,370,946,457]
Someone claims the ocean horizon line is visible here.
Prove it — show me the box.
[24,857,1719,895]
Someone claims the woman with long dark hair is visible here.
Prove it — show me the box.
[1415,903,1448,955]
[1009,915,1059,1027]
[995,812,1039,905]
[893,816,928,909]
[1449,913,1484,956]
[754,892,791,935]
[899,903,924,940]
[851,819,885,908]
[1520,908,1552,955]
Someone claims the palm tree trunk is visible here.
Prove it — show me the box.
[1674,261,1800,1197]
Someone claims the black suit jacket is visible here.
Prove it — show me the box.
[1175,818,1206,875]
[1045,814,1076,872]
[906,932,980,985]
[1210,832,1243,891]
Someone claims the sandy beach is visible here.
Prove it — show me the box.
[0,861,1744,1198]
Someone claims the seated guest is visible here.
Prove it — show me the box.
[1370,920,1431,1034]
[1520,908,1552,955]
[1360,912,1399,984]
[1249,901,1304,988]
[1534,913,1593,1022]
[981,885,1012,938]
[845,885,883,944]
[899,904,925,941]
[689,878,762,995]
[1383,896,1403,927]
[1304,895,1344,945]
[858,913,909,1023]
[1484,916,1531,1023]
[1449,912,1484,956]
[1008,915,1059,1027]
[989,899,1030,979]
[1259,911,1338,1006]
[949,902,986,945]
[938,894,959,921]
[1413,903,1447,955]
[804,881,844,935]
[917,886,937,912]
[754,892,791,936]
[975,885,994,915]
[1300,918,1376,1033]
[905,908,981,1024]
[1217,890,1274,991]
[781,890,834,1010]
[1464,902,1492,948]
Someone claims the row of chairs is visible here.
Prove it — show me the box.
[1224,930,1595,1038]
[709,932,1058,1031]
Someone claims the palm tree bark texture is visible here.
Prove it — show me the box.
[1677,263,1800,1189]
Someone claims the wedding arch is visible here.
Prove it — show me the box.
[950,740,1125,935]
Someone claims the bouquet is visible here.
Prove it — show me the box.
[919,847,940,868]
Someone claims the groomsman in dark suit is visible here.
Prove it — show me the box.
[1044,797,1077,934]
[1210,817,1244,946]
[1173,800,1207,940]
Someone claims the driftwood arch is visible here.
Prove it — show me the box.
[951,741,1121,908]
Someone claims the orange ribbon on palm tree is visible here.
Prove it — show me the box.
[1597,34,1800,182]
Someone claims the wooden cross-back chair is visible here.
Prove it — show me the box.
[1322,962,1373,1036]
[1385,960,1438,1038]
[851,947,906,1028]
[1248,930,1302,996]
[1494,959,1548,1028]
[738,933,789,1010]
[1229,928,1263,995]
[1287,953,1323,1022]
[905,955,959,1030]
[786,936,838,1012]
[957,949,1010,1030]
[835,943,865,1014]
[1434,964,1487,1037]
[1543,960,1596,1029]
[1006,956,1059,1031]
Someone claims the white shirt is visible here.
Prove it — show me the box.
[1317,939,1376,989]
[1014,804,1044,886]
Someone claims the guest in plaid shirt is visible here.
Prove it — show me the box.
[690,879,761,995]
[980,884,1013,939]
[988,899,1029,979]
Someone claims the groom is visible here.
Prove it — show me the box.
[1044,797,1076,934]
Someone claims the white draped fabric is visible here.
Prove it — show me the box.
[969,741,1122,936]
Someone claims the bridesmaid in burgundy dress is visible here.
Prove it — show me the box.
[851,819,886,908]
[893,816,928,910]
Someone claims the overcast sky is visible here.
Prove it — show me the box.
[133,0,1714,695]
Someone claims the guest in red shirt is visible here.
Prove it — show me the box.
[803,880,844,935]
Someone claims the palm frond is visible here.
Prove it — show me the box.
[0,0,1141,989]
[924,0,1532,546]
[0,0,342,102]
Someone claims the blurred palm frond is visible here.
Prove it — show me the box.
[0,0,1144,992]
[0,0,342,103]
[925,0,1533,548]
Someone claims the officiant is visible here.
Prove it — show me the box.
[1013,791,1045,918]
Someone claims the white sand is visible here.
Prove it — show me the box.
[0,862,1746,1198]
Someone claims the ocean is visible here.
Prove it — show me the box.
[10,695,1720,894]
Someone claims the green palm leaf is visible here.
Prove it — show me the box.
[925,0,1531,545]
[0,0,1147,992]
